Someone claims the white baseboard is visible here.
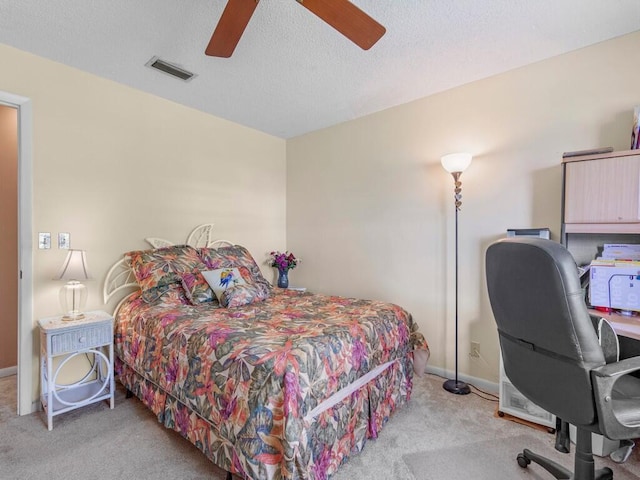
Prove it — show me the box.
[0,366,17,378]
[425,365,499,395]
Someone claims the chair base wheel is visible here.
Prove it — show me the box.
[517,452,530,469]
[518,448,572,478]
[516,446,613,479]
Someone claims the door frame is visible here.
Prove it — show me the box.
[0,90,33,415]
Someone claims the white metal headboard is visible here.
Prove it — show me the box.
[102,223,232,304]
[145,223,220,249]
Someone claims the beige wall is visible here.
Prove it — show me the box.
[0,44,286,407]
[3,30,640,407]
[0,104,18,371]
[287,31,640,385]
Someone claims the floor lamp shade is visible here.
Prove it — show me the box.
[55,249,91,320]
[441,153,472,395]
[441,152,472,173]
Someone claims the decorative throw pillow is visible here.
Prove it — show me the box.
[140,285,172,304]
[125,244,213,304]
[198,245,271,299]
[156,283,190,305]
[179,272,216,305]
[202,267,247,303]
[220,283,268,308]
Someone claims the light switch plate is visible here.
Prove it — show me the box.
[58,232,70,249]
[38,232,51,249]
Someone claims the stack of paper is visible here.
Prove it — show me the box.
[600,244,640,261]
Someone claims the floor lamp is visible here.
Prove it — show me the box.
[441,152,472,395]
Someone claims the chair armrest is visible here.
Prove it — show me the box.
[591,356,640,440]
[592,356,640,379]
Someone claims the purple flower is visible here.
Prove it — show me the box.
[269,251,299,272]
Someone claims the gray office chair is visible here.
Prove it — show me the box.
[485,237,640,479]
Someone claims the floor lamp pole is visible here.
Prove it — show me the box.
[443,168,471,395]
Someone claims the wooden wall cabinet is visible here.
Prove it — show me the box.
[563,150,640,235]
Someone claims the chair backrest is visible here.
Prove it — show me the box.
[486,237,606,427]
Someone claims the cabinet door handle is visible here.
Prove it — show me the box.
[78,336,86,343]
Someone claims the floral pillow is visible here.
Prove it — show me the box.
[220,283,268,308]
[198,245,271,298]
[138,284,172,304]
[125,244,213,304]
[155,283,190,306]
[179,272,216,305]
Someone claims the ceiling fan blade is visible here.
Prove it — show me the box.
[296,0,385,50]
[205,0,260,57]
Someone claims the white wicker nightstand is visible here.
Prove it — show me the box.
[38,310,115,430]
[287,287,307,292]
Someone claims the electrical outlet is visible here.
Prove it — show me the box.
[470,341,480,358]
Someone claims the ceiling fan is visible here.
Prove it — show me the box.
[205,0,386,58]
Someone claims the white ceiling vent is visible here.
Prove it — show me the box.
[145,56,196,82]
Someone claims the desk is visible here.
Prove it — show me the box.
[591,310,640,341]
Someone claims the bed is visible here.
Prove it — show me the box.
[106,226,429,480]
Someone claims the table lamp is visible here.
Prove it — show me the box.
[55,249,91,320]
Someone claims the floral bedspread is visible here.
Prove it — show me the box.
[114,287,428,479]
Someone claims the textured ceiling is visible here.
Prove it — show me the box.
[1,1,640,139]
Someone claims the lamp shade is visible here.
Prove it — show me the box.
[55,250,91,320]
[55,249,91,281]
[441,153,472,173]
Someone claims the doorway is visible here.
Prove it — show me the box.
[0,91,33,416]
[0,104,18,384]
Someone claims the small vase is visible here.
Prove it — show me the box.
[277,269,289,288]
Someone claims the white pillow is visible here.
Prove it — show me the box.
[202,267,247,302]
